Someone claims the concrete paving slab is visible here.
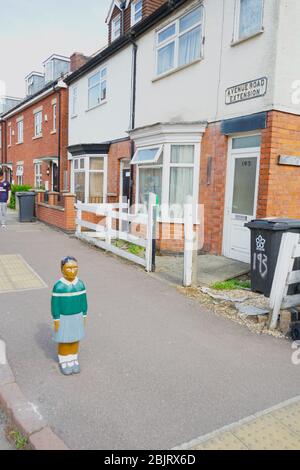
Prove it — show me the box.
[155,254,249,286]
[194,432,247,450]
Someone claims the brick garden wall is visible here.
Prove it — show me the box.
[36,192,76,232]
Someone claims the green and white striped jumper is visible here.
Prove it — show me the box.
[51,278,88,344]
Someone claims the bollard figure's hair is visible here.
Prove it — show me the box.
[61,256,78,269]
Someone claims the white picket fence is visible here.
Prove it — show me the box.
[75,193,157,272]
[269,232,300,329]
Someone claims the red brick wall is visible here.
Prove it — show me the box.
[200,124,228,255]
[6,88,69,190]
[70,53,90,72]
[36,193,76,232]
[108,139,132,201]
[258,111,300,219]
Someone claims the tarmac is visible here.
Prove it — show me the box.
[0,210,300,450]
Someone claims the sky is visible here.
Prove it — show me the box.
[0,0,112,97]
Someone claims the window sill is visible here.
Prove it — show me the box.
[16,141,23,145]
[32,135,43,140]
[152,58,203,83]
[71,114,78,119]
[86,101,107,113]
[231,29,264,47]
[50,130,57,135]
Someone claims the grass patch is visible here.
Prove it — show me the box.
[113,240,145,258]
[8,430,28,450]
[211,279,251,291]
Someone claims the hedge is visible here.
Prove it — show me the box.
[8,185,32,210]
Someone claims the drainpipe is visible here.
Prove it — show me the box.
[57,89,62,193]
[53,83,62,194]
[129,36,138,205]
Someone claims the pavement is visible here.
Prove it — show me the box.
[155,254,250,286]
[0,210,300,450]
[178,396,300,450]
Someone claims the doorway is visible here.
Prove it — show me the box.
[120,160,131,202]
[223,134,261,263]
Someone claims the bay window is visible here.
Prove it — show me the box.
[156,5,203,76]
[73,156,107,204]
[133,143,199,220]
[236,0,264,41]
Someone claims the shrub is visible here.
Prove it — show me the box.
[8,184,32,210]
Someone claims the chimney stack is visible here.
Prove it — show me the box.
[70,52,90,72]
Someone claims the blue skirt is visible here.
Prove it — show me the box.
[53,313,85,344]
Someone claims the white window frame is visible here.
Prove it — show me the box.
[234,0,264,42]
[132,146,163,165]
[135,143,200,223]
[16,165,24,185]
[71,87,78,117]
[112,14,121,40]
[34,111,42,137]
[156,5,204,78]
[131,0,143,26]
[52,104,57,132]
[35,162,43,188]
[71,155,108,204]
[17,120,24,144]
[87,67,107,110]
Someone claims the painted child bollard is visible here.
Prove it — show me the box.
[51,256,88,376]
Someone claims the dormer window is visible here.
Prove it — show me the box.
[131,0,143,26]
[112,14,121,40]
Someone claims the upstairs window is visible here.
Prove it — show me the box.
[112,14,121,40]
[156,6,204,77]
[8,124,12,146]
[17,119,24,143]
[52,104,57,132]
[131,0,143,26]
[236,0,264,40]
[34,111,42,137]
[88,68,107,109]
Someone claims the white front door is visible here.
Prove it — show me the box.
[223,135,261,263]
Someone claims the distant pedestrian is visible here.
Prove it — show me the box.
[0,169,11,229]
[51,256,88,376]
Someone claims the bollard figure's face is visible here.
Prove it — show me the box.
[62,261,78,282]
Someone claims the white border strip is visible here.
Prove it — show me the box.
[173,395,300,450]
